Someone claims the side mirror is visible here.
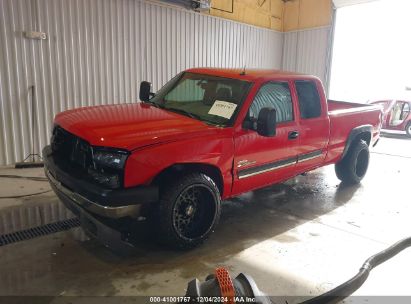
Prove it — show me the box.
[257,107,277,137]
[139,81,152,102]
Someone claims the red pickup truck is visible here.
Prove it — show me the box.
[43,68,382,250]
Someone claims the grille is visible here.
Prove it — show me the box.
[50,126,124,189]
[0,218,80,246]
[51,126,93,171]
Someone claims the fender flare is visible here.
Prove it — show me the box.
[341,125,372,159]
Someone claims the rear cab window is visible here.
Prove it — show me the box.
[295,80,322,119]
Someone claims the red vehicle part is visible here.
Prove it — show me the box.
[44,68,382,250]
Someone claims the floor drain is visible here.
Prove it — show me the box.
[0,217,80,247]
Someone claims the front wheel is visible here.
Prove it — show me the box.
[156,173,221,249]
[335,140,370,184]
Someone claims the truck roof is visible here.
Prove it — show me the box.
[186,67,317,82]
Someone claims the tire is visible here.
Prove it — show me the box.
[335,140,370,184]
[406,122,411,138]
[156,173,221,249]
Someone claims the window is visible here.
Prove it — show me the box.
[295,81,322,119]
[150,72,251,126]
[249,82,293,123]
[164,78,205,102]
[401,102,410,120]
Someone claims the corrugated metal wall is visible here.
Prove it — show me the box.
[282,26,331,87]
[0,0,283,166]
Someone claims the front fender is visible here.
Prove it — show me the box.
[124,131,234,197]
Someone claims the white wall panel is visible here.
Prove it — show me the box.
[282,26,331,88]
[0,0,283,166]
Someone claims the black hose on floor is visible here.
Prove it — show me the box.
[300,237,411,304]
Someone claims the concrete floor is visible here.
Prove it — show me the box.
[0,134,410,303]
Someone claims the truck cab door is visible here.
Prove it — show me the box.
[293,80,329,172]
[232,81,299,196]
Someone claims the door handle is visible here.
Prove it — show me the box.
[288,131,299,139]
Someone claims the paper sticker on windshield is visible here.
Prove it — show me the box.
[208,100,237,119]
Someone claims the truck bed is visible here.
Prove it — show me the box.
[326,100,382,163]
[328,100,380,115]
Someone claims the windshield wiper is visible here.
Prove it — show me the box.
[144,100,163,108]
[163,107,222,126]
[163,107,202,120]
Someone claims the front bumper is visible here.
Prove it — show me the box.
[44,145,159,252]
[43,146,159,219]
[50,178,136,253]
[46,169,142,218]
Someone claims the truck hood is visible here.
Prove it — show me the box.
[54,103,220,151]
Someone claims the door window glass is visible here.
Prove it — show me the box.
[249,82,293,123]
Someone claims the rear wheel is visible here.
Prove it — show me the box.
[156,173,221,249]
[406,122,411,138]
[335,140,370,184]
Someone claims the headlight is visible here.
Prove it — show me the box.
[88,168,120,189]
[89,148,129,189]
[92,149,128,169]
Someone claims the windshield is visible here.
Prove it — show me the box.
[149,72,252,126]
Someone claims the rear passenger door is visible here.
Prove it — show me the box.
[293,80,329,172]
